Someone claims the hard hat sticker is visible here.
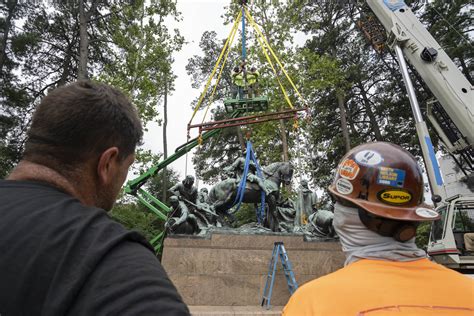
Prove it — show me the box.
[339,159,360,180]
[377,167,406,188]
[354,150,383,166]
[377,189,412,205]
[336,178,353,195]
[415,207,439,219]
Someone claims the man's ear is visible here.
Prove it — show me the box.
[97,147,120,185]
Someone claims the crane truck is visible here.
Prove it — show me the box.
[364,0,474,272]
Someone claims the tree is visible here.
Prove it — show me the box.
[98,0,183,123]
[0,0,183,177]
[78,0,101,79]
[0,0,36,176]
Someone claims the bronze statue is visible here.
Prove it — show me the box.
[169,175,215,230]
[197,188,209,204]
[223,151,272,196]
[307,209,336,238]
[165,163,336,238]
[208,161,294,232]
[294,179,317,229]
[165,196,200,234]
[169,175,198,205]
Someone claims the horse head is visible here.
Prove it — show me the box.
[263,162,293,186]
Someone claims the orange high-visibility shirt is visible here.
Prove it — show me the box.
[283,258,474,316]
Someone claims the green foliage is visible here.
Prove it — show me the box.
[234,203,259,227]
[98,0,184,124]
[126,148,180,205]
[110,203,162,241]
[0,0,182,177]
[416,222,432,250]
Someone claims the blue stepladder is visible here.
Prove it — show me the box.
[261,242,298,309]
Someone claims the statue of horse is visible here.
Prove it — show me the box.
[208,161,293,231]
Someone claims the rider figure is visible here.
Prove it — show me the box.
[223,149,272,196]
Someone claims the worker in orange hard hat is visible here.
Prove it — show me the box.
[284,142,474,316]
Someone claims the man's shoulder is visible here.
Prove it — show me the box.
[0,180,94,216]
[0,179,149,248]
[293,266,349,296]
[284,267,349,314]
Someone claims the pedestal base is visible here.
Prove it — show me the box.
[161,232,345,307]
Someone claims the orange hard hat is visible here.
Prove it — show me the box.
[328,142,440,222]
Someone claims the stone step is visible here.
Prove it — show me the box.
[189,306,283,316]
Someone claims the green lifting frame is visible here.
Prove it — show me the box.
[224,95,269,113]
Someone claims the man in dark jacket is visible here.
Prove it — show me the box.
[0,81,190,315]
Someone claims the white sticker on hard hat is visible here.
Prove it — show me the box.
[336,178,353,195]
[415,207,439,219]
[354,150,383,166]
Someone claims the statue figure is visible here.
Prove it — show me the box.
[274,197,296,232]
[165,196,199,235]
[197,188,209,204]
[195,187,221,226]
[294,179,317,229]
[169,175,214,230]
[169,175,198,205]
[307,209,336,238]
[223,150,272,196]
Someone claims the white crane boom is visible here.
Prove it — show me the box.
[366,0,473,201]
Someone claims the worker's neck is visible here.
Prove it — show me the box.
[7,160,96,206]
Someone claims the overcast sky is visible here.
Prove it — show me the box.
[139,1,230,186]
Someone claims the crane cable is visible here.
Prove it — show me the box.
[199,13,240,128]
[188,10,242,127]
[244,8,308,106]
[190,7,311,149]
[244,10,293,110]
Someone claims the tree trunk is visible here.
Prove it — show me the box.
[0,0,17,75]
[78,0,88,80]
[337,91,351,152]
[57,46,73,86]
[279,119,289,162]
[162,81,168,202]
[357,80,383,141]
[236,127,246,151]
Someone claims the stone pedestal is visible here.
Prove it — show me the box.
[161,232,345,307]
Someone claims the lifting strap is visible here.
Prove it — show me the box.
[200,15,240,127]
[189,8,310,139]
[245,8,308,106]
[188,11,242,126]
[232,141,265,224]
